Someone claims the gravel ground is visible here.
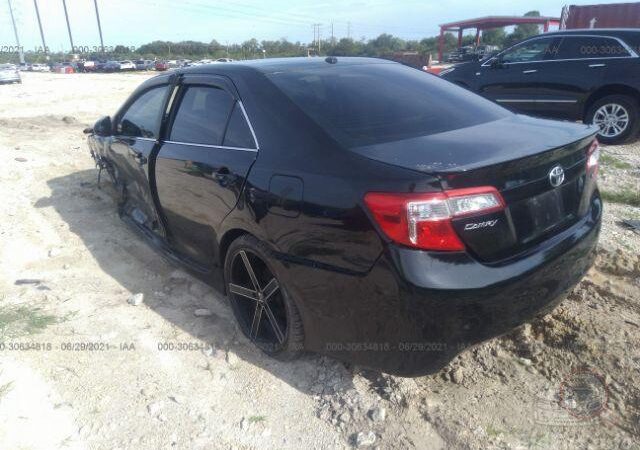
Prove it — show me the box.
[0,72,638,450]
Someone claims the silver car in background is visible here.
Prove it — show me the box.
[134,59,154,70]
[0,64,21,84]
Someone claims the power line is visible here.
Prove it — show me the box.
[32,0,48,58]
[6,0,24,63]
[121,0,313,28]
[61,0,74,52]
[181,0,320,26]
[93,0,105,53]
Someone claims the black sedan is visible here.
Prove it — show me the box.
[86,57,601,376]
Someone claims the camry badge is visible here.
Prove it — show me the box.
[464,219,498,231]
[549,165,565,188]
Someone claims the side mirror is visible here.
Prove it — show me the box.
[94,116,112,137]
[490,56,504,69]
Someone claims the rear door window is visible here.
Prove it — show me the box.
[222,103,256,149]
[554,36,631,59]
[118,86,168,138]
[170,86,234,145]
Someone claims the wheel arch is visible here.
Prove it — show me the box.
[584,84,640,118]
[218,228,252,268]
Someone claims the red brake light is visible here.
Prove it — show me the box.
[364,187,505,252]
[586,139,600,177]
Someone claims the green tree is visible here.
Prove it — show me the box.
[482,28,506,46]
[241,38,260,58]
[506,11,542,46]
[366,33,405,55]
[328,38,363,56]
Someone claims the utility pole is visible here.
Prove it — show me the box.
[347,21,351,39]
[6,0,24,64]
[93,0,105,54]
[331,22,334,44]
[318,24,322,53]
[62,0,75,53]
[312,23,318,52]
[33,0,49,60]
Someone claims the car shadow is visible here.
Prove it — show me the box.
[35,168,362,396]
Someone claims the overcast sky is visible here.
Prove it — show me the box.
[0,0,629,52]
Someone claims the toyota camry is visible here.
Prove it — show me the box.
[85,57,601,376]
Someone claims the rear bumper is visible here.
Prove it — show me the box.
[0,74,20,83]
[284,195,601,376]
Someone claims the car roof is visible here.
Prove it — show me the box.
[542,28,640,38]
[174,56,396,77]
[136,57,400,103]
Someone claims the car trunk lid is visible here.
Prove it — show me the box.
[352,115,598,262]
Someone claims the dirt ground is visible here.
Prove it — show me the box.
[0,71,639,450]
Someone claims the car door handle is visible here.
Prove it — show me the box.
[214,167,231,183]
[522,69,537,74]
[589,64,606,68]
[130,150,147,165]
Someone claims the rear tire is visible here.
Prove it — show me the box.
[224,234,304,360]
[586,95,639,145]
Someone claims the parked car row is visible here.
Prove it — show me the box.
[5,57,237,76]
[154,58,234,71]
[440,28,640,144]
[446,44,500,63]
[17,63,51,72]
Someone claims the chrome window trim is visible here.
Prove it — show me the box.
[163,140,258,152]
[496,99,578,104]
[237,100,260,150]
[481,34,638,68]
[115,136,157,142]
[114,135,258,152]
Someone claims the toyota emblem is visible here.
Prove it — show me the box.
[549,165,565,187]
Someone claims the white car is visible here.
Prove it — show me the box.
[119,60,136,71]
[31,63,50,72]
[0,64,21,84]
[214,58,234,63]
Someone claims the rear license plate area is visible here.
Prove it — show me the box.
[529,188,565,233]
[511,186,574,244]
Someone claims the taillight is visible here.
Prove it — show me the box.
[364,186,505,252]
[586,139,600,177]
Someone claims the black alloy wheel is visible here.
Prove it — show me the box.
[224,235,304,359]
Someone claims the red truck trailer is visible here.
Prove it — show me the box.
[561,2,640,29]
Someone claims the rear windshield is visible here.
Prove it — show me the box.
[266,62,510,148]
